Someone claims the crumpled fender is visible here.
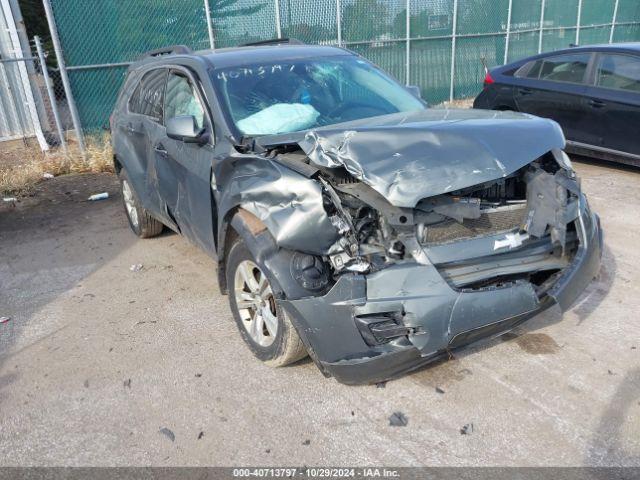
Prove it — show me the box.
[216,154,338,255]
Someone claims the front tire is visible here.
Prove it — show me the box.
[118,169,164,238]
[226,238,308,366]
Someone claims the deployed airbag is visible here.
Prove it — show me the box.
[237,103,320,135]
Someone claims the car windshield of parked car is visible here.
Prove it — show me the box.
[211,56,426,136]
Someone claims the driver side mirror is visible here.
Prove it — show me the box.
[166,115,206,144]
[406,85,422,99]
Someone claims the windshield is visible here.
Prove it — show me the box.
[211,55,426,136]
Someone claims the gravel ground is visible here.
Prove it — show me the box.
[0,158,638,466]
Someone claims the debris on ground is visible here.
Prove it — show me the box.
[134,320,157,326]
[435,387,445,394]
[43,173,54,179]
[0,317,11,324]
[376,381,387,389]
[608,369,616,375]
[83,380,89,388]
[265,449,271,453]
[129,264,143,272]
[159,427,175,442]
[389,412,408,427]
[123,378,132,388]
[197,431,204,440]
[88,192,109,201]
[302,439,311,446]
[195,373,202,378]
[460,423,474,435]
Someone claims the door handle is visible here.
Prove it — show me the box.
[588,99,605,108]
[154,144,167,155]
[518,88,533,96]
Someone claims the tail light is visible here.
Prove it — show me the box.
[483,71,494,88]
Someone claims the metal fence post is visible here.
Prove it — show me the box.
[274,0,282,38]
[405,0,410,85]
[42,0,85,155]
[504,0,513,64]
[576,0,582,45]
[610,0,620,43]
[336,0,342,46]
[449,0,458,101]
[538,0,546,53]
[203,0,215,49]
[34,35,67,153]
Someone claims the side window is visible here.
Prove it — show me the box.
[515,60,539,78]
[128,69,166,122]
[524,54,590,84]
[596,54,640,92]
[164,72,206,130]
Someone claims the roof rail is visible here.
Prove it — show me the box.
[241,38,304,47]
[140,45,192,60]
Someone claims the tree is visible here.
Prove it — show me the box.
[18,0,55,59]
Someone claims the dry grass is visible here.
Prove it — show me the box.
[0,132,114,196]
[433,97,474,109]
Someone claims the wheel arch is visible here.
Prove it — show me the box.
[217,208,267,295]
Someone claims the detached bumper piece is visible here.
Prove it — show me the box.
[283,204,602,385]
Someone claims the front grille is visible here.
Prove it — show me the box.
[423,205,527,244]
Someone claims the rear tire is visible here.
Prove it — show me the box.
[118,169,164,238]
[226,237,308,367]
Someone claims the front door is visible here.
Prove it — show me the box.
[584,52,640,156]
[154,69,216,256]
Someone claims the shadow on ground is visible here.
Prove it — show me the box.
[0,173,132,401]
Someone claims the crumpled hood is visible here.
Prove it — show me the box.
[265,109,565,208]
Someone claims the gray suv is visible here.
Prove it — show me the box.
[110,41,602,384]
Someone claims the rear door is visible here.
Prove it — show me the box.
[583,52,640,156]
[513,52,593,144]
[155,68,216,255]
[120,68,169,219]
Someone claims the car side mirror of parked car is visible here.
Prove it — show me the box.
[166,115,207,144]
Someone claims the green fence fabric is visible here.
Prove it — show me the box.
[49,0,640,131]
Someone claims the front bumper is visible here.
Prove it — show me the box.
[282,206,602,385]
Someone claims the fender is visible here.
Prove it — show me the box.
[215,155,339,257]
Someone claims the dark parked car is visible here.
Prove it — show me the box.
[110,41,602,384]
[474,43,640,167]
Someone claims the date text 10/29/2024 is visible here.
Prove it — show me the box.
[232,468,400,478]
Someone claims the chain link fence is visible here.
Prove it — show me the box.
[38,0,640,137]
[0,33,74,149]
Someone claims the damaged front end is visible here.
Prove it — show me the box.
[246,112,602,384]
